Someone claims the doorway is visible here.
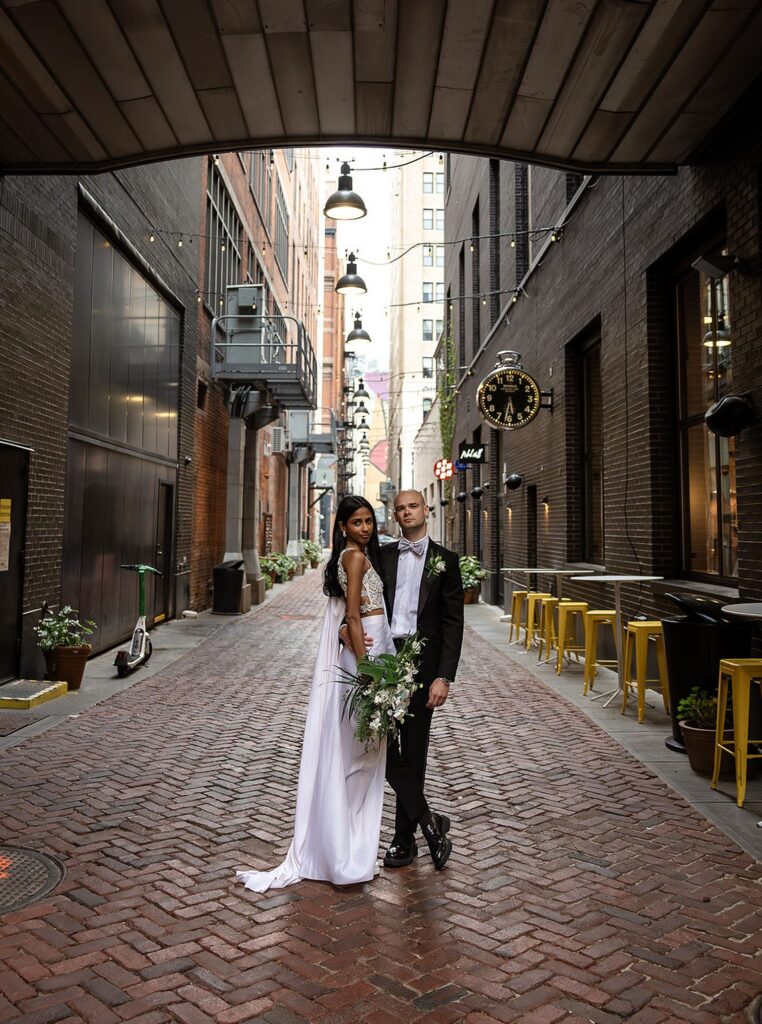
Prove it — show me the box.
[0,442,30,683]
[154,481,173,623]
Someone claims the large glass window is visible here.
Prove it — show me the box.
[422,356,434,378]
[274,175,289,279]
[206,160,243,311]
[423,209,434,230]
[423,245,433,267]
[436,172,444,194]
[422,319,434,341]
[422,282,433,304]
[436,209,444,231]
[423,172,434,193]
[677,266,737,578]
[250,150,272,232]
[435,244,445,267]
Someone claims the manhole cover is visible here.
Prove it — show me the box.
[0,846,65,915]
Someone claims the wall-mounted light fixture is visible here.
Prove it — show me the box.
[542,495,550,508]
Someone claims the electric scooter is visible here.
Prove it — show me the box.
[114,564,162,678]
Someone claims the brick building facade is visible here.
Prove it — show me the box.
[0,148,323,682]
[444,78,762,626]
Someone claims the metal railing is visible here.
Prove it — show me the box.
[210,313,317,407]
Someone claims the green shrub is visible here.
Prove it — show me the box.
[677,687,718,730]
[459,555,488,591]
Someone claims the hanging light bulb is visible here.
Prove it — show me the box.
[269,150,274,167]
[335,253,367,295]
[149,231,155,242]
[347,312,371,344]
[482,296,487,306]
[220,242,226,252]
[177,237,183,248]
[470,241,475,253]
[324,163,367,221]
[510,237,516,248]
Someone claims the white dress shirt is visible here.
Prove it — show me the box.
[390,535,430,639]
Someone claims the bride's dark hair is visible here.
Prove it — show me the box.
[323,495,384,598]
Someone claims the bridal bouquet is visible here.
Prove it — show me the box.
[338,634,425,750]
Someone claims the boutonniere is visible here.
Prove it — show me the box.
[426,553,446,578]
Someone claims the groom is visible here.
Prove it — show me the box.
[344,489,464,870]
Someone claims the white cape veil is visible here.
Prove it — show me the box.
[236,594,386,891]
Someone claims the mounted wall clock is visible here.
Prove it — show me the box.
[477,351,543,429]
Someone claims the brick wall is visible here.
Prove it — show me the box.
[446,76,762,628]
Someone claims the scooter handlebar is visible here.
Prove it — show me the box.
[120,563,163,575]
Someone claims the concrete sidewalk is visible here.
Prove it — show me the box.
[0,569,760,1024]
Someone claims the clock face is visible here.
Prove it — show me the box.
[477,368,541,429]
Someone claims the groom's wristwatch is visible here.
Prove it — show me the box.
[439,678,452,687]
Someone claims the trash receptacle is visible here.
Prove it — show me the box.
[213,559,245,614]
[662,593,752,752]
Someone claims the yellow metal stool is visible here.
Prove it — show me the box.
[525,592,552,649]
[555,602,588,673]
[712,658,762,807]
[537,597,559,662]
[508,590,528,645]
[583,610,618,695]
[621,621,669,723]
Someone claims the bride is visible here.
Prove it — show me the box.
[236,495,395,891]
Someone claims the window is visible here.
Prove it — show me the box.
[423,397,433,419]
[436,209,444,231]
[677,263,737,578]
[422,319,434,341]
[435,244,445,267]
[436,172,444,193]
[274,175,289,279]
[205,160,243,310]
[250,151,272,232]
[436,282,444,302]
[423,245,433,267]
[581,341,604,563]
[423,172,434,193]
[436,318,443,339]
[423,209,434,230]
[283,148,295,172]
[422,282,434,304]
[422,356,434,378]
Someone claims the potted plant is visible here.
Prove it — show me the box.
[678,687,733,776]
[459,555,488,604]
[34,605,96,691]
[303,540,322,568]
[260,554,280,588]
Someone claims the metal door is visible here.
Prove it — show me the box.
[153,481,173,623]
[0,442,30,683]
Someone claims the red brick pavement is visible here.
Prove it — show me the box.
[1,569,761,1024]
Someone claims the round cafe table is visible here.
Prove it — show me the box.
[571,575,664,706]
[721,603,762,621]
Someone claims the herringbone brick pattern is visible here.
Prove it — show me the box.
[1,570,760,1023]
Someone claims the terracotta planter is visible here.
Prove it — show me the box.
[44,644,92,690]
[680,719,734,776]
[310,560,319,569]
[463,587,480,605]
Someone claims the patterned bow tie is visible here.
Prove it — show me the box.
[399,538,426,557]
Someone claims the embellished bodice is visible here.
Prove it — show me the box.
[337,551,385,614]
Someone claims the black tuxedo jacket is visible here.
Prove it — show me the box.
[380,539,464,686]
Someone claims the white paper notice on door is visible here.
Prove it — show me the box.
[0,525,9,572]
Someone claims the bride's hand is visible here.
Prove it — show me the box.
[338,623,373,653]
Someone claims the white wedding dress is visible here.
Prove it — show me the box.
[236,556,395,891]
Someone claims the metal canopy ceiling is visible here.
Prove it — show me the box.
[0,0,760,176]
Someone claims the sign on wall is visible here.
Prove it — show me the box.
[457,445,486,464]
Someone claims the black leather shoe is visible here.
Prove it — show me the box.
[383,835,418,867]
[421,813,452,870]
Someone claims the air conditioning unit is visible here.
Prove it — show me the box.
[270,426,290,455]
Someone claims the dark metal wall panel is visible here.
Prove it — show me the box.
[72,210,181,457]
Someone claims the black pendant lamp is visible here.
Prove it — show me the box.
[336,253,367,296]
[324,163,367,221]
[347,312,371,343]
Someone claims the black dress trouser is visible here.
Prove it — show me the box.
[385,667,434,836]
